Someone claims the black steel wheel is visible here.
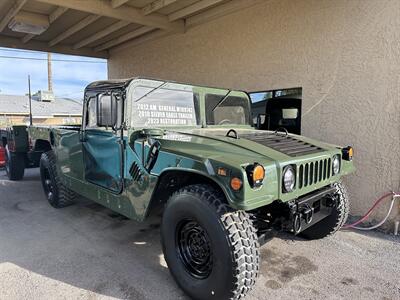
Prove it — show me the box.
[40,151,76,208]
[176,219,213,279]
[161,184,259,300]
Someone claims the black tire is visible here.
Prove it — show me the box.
[300,182,350,239]
[40,151,76,208]
[161,184,260,300]
[5,145,25,181]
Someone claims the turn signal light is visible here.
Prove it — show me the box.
[342,146,353,161]
[348,147,353,158]
[253,165,265,182]
[230,177,242,191]
[246,163,265,188]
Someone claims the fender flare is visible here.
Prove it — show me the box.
[145,167,238,217]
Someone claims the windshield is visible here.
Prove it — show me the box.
[205,92,251,126]
[131,82,200,127]
[130,79,251,128]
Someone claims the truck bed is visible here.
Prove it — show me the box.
[28,125,81,141]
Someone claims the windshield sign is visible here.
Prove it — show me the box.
[130,80,251,128]
[132,85,198,127]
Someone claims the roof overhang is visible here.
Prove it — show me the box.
[0,0,262,58]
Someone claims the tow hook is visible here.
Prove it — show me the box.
[292,205,313,234]
[300,204,313,224]
[293,213,302,234]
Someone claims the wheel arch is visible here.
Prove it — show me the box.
[145,168,234,218]
[33,139,52,152]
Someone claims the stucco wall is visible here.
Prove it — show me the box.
[108,0,400,224]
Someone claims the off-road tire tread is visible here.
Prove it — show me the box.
[336,182,350,229]
[301,181,349,239]
[169,184,260,300]
[41,151,76,208]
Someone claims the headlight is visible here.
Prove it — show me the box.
[332,155,341,175]
[282,165,296,192]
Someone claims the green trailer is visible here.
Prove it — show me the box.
[1,77,355,300]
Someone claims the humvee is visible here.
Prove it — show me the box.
[1,78,354,300]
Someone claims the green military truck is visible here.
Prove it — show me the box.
[1,78,354,300]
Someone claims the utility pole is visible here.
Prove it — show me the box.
[47,52,53,93]
[28,75,33,126]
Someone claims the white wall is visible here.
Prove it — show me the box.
[108,0,400,225]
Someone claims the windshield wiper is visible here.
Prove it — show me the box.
[212,90,231,111]
[135,81,168,102]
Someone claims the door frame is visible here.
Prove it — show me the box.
[81,89,125,193]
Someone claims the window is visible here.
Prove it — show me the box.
[205,94,251,126]
[282,108,298,119]
[249,87,302,103]
[129,80,251,128]
[249,87,302,134]
[86,97,97,128]
[249,91,273,103]
[131,84,199,127]
[97,94,113,126]
[115,93,123,128]
[85,93,123,129]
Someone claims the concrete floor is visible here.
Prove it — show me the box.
[0,168,399,300]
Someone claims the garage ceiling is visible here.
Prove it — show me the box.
[0,0,261,58]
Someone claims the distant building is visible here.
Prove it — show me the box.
[0,93,82,126]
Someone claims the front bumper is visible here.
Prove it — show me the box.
[285,185,338,234]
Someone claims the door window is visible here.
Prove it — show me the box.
[86,97,98,128]
[97,94,114,127]
[85,93,123,130]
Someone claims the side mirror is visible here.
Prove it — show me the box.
[97,94,117,128]
[256,114,266,129]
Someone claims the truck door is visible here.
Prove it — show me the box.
[82,92,124,193]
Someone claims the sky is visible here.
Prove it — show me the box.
[0,47,107,100]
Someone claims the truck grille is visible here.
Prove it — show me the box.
[239,132,323,157]
[298,158,332,189]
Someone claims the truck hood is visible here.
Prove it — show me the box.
[158,128,339,166]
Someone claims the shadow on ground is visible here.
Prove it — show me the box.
[0,169,399,300]
[0,169,186,299]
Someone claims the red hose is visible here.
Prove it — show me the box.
[342,192,396,228]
